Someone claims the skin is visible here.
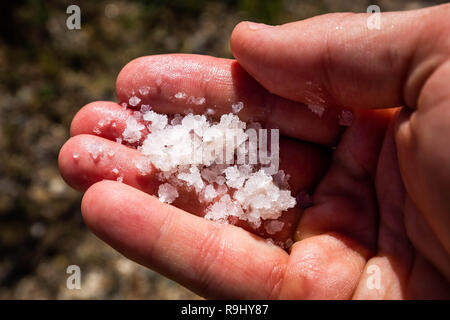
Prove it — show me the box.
[58,5,450,299]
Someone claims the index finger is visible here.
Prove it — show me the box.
[115,54,345,145]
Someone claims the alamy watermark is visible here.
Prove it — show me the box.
[367,5,381,30]
[66,265,81,290]
[66,5,81,30]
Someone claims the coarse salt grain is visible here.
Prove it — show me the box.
[307,104,325,118]
[139,87,150,96]
[158,183,179,204]
[128,96,141,107]
[232,102,244,114]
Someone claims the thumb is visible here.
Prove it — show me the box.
[230,5,450,109]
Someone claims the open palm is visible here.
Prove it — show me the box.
[59,6,450,299]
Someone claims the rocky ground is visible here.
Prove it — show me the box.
[0,0,441,299]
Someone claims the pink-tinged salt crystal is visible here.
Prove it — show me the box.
[338,109,353,126]
[128,96,141,107]
[133,111,143,119]
[86,142,104,162]
[139,86,150,96]
[174,92,187,99]
[232,101,244,114]
[264,220,284,235]
[158,183,178,204]
[107,150,115,158]
[112,168,119,175]
[308,104,325,118]
[215,175,226,186]
[120,102,128,109]
[116,176,123,183]
[273,170,290,189]
[188,96,205,105]
[140,104,151,113]
[216,183,228,196]
[170,114,183,125]
[116,137,122,144]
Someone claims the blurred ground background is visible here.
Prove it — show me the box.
[0,0,445,299]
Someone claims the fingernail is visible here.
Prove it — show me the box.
[246,21,271,31]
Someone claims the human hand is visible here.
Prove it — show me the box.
[59,4,450,299]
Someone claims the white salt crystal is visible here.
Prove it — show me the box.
[107,150,115,158]
[72,152,80,160]
[308,104,325,118]
[121,102,128,109]
[116,176,123,183]
[223,165,246,189]
[128,96,141,107]
[112,168,119,175]
[143,110,168,131]
[264,220,284,235]
[339,109,353,126]
[174,92,187,99]
[178,166,204,192]
[116,137,123,144]
[205,194,243,222]
[200,184,218,203]
[233,170,296,223]
[122,116,145,143]
[158,183,179,204]
[134,157,152,175]
[139,86,150,96]
[232,101,244,114]
[188,96,205,105]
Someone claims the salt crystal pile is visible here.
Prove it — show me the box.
[115,101,296,229]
